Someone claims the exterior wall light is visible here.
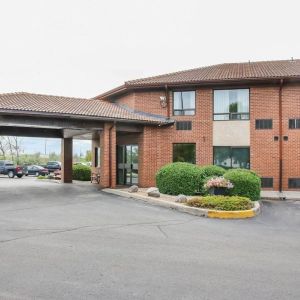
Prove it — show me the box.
[160,96,167,108]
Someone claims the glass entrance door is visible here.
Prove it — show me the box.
[117,145,138,185]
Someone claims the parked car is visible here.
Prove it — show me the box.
[24,165,49,176]
[0,160,24,178]
[46,161,61,172]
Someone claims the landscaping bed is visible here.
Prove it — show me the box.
[186,196,253,211]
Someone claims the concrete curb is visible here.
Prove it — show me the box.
[102,189,260,219]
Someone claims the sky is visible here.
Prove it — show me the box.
[0,0,299,154]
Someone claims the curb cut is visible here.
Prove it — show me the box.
[102,189,260,219]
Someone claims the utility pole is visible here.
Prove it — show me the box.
[44,139,47,155]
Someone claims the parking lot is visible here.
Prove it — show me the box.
[0,176,299,300]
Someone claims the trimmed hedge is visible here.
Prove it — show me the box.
[156,163,226,196]
[186,195,253,211]
[72,165,91,181]
[156,162,200,195]
[197,165,226,194]
[224,169,261,201]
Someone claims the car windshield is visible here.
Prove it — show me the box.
[32,165,43,170]
[5,163,14,166]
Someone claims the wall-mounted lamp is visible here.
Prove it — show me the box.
[160,96,167,108]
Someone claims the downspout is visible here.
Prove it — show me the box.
[278,79,284,193]
[108,122,115,188]
[165,85,170,118]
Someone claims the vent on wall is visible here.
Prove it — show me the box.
[261,177,273,188]
[176,121,192,130]
[288,178,300,189]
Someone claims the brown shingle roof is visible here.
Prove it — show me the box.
[0,92,171,125]
[126,59,300,87]
[96,59,300,99]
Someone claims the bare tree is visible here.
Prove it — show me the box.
[2,136,23,163]
[0,137,8,159]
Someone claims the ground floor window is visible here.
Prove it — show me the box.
[213,146,250,169]
[261,177,273,188]
[173,143,196,164]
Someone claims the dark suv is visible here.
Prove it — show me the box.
[46,161,61,172]
[0,160,24,178]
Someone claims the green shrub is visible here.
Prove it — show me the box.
[37,175,46,180]
[197,165,226,194]
[224,169,261,201]
[186,195,253,211]
[156,162,201,195]
[72,165,91,181]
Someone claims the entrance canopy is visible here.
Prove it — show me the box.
[0,92,171,138]
[0,92,172,185]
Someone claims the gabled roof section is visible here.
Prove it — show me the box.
[0,92,172,125]
[96,59,300,99]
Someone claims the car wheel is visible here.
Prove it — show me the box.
[8,171,15,178]
[16,174,23,178]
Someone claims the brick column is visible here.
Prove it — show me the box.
[99,123,116,188]
[61,138,73,183]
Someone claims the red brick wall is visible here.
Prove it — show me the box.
[250,86,280,190]
[110,84,300,190]
[282,85,300,190]
[113,93,135,109]
[114,90,168,116]
[138,89,213,187]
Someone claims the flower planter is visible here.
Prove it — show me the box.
[209,187,228,196]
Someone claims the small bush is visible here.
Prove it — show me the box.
[72,165,91,181]
[156,162,201,195]
[224,169,261,201]
[37,175,46,180]
[186,196,253,211]
[197,165,226,194]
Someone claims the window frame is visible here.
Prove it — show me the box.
[289,119,300,129]
[261,177,273,188]
[172,143,196,164]
[213,88,250,121]
[255,119,273,130]
[288,178,300,189]
[173,91,196,116]
[176,121,192,130]
[213,146,250,169]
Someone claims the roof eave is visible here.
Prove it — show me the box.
[0,109,172,126]
[99,76,300,99]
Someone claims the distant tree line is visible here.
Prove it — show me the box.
[0,136,92,165]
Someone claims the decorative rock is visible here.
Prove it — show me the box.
[128,185,139,193]
[146,187,160,198]
[175,194,187,203]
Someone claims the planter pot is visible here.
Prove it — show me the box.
[209,187,228,196]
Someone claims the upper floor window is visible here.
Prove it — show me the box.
[173,91,195,116]
[214,89,249,120]
[289,119,300,129]
[176,121,192,130]
[256,119,273,130]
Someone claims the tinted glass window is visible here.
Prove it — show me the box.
[288,178,300,188]
[261,177,273,188]
[176,121,192,130]
[173,144,196,164]
[214,147,250,169]
[256,119,273,129]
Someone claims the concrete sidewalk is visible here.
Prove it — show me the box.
[261,190,300,200]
